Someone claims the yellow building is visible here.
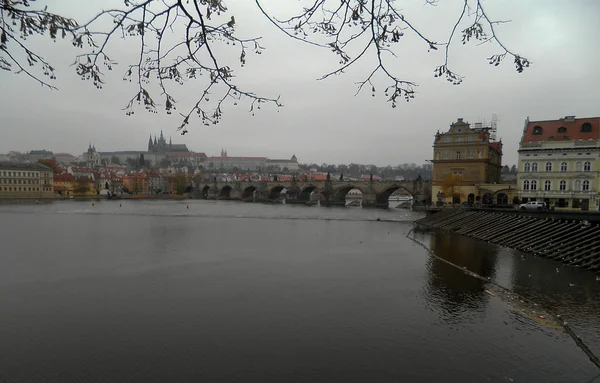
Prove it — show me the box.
[53,173,75,197]
[431,118,515,205]
[0,162,54,199]
[518,116,600,211]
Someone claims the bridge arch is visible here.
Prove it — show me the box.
[219,185,232,199]
[201,185,210,199]
[377,185,413,203]
[298,185,318,201]
[242,185,257,200]
[332,185,366,202]
[269,185,286,200]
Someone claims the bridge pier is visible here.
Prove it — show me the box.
[206,186,219,200]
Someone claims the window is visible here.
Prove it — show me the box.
[558,127,567,134]
[560,162,567,172]
[575,180,581,190]
[524,162,531,172]
[584,161,591,171]
[531,162,538,172]
[533,126,543,135]
[545,162,552,172]
[583,180,590,191]
[560,180,567,191]
[531,180,537,190]
[581,123,592,133]
[576,161,583,171]
[544,180,551,191]
[456,151,461,160]
[523,180,530,190]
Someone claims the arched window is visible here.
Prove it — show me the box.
[583,180,590,191]
[575,180,581,191]
[576,161,583,171]
[544,180,551,191]
[545,162,552,172]
[531,180,537,190]
[584,161,591,171]
[559,180,567,191]
[524,162,531,172]
[560,162,567,172]
[581,123,592,133]
[531,162,538,172]
[558,127,567,134]
[523,180,530,190]
[533,126,543,135]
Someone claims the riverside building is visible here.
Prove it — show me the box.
[517,116,600,211]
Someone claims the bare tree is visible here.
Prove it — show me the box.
[1,0,529,131]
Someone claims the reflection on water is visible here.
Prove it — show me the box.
[0,201,599,382]
[419,229,498,325]
[415,225,600,365]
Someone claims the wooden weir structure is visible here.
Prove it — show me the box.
[415,209,600,274]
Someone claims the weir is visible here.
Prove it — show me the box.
[416,209,600,274]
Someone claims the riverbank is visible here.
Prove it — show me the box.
[406,226,600,369]
[416,209,600,274]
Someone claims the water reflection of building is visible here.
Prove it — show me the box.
[422,228,498,314]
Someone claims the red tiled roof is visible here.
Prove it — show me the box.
[71,167,94,173]
[208,156,266,160]
[54,174,75,182]
[522,117,600,142]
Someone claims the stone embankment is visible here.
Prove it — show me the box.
[416,209,600,274]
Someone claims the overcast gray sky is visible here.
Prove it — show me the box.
[0,0,598,166]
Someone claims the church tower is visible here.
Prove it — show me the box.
[148,135,153,152]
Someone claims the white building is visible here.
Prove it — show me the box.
[267,155,299,172]
[518,116,600,211]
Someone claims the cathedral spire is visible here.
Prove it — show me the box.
[160,130,164,140]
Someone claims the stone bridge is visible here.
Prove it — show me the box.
[194,178,430,207]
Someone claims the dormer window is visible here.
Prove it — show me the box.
[532,126,543,135]
[581,123,592,133]
[558,127,567,134]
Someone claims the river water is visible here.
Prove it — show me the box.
[0,200,599,382]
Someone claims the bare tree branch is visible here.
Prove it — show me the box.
[1,0,530,130]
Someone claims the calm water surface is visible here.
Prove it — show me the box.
[0,200,599,382]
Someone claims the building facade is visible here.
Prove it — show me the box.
[266,155,299,172]
[518,116,600,211]
[0,162,54,199]
[432,118,513,205]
